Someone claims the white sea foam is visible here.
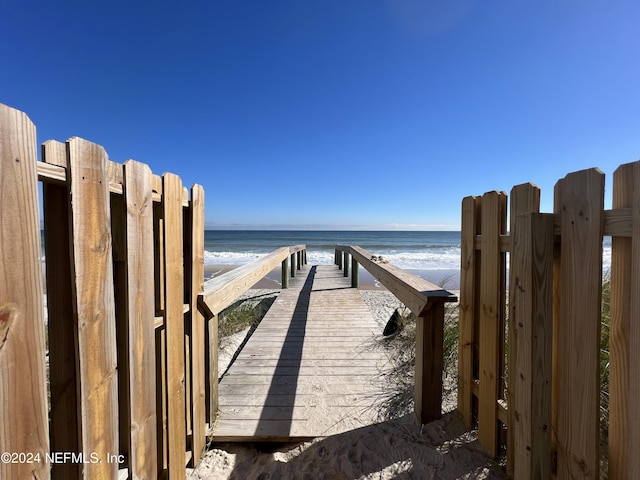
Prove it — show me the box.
[205,248,462,270]
[204,243,612,273]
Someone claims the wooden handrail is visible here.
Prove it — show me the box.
[335,245,457,317]
[335,244,458,424]
[198,245,306,318]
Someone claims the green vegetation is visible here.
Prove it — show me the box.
[217,294,276,347]
[378,300,460,419]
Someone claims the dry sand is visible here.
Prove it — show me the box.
[189,289,507,480]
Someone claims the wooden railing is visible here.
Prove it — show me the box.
[197,244,307,420]
[334,245,457,424]
[460,164,640,479]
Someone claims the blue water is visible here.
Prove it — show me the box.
[204,230,461,271]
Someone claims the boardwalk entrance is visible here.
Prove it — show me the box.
[213,264,390,441]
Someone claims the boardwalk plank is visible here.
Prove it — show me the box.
[213,265,392,441]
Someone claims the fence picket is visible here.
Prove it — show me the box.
[0,104,50,479]
[555,169,604,480]
[610,161,640,479]
[67,137,119,479]
[510,212,553,479]
[189,184,206,464]
[123,160,158,478]
[478,191,507,457]
[629,169,640,480]
[162,173,187,478]
[458,195,480,428]
[507,183,542,476]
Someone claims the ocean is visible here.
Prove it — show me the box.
[204,230,462,288]
[204,230,614,290]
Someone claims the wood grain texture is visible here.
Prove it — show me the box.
[67,136,119,479]
[206,314,219,424]
[338,245,457,317]
[555,168,604,480]
[511,213,553,480]
[609,161,640,479]
[458,195,480,428]
[507,183,542,477]
[162,173,187,479]
[414,302,445,424]
[188,184,206,465]
[478,191,507,458]
[212,265,392,441]
[123,160,158,479]
[0,104,50,479]
[628,164,640,480]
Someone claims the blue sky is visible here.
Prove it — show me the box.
[2,0,639,230]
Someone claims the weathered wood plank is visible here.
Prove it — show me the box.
[188,184,206,465]
[478,191,507,458]
[0,104,50,479]
[507,182,541,477]
[458,195,480,428]
[205,313,219,424]
[340,246,457,318]
[111,166,130,463]
[609,161,640,479]
[220,372,381,383]
[122,160,158,479]
[218,382,384,396]
[67,136,119,479]
[511,213,553,480]
[555,169,604,480]
[162,173,187,479]
[213,265,392,441]
[42,140,80,480]
[414,302,444,424]
[628,166,640,480]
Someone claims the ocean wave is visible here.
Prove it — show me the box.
[205,248,462,270]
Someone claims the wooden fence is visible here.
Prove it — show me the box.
[0,102,209,479]
[0,104,310,479]
[459,165,640,479]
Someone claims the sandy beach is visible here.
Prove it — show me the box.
[189,288,506,480]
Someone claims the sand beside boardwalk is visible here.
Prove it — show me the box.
[189,289,506,480]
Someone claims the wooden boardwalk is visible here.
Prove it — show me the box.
[212,264,392,441]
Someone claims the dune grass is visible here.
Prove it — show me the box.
[378,300,460,419]
[217,293,277,347]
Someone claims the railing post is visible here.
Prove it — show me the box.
[351,257,359,288]
[282,257,289,288]
[343,252,349,277]
[337,249,343,269]
[291,253,296,278]
[414,301,445,424]
[205,314,218,424]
